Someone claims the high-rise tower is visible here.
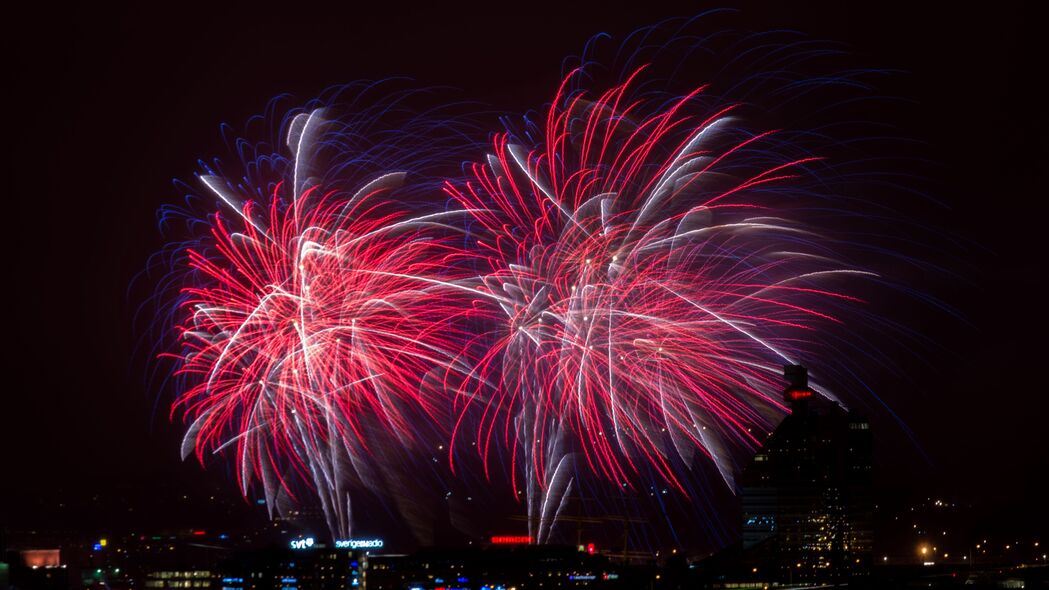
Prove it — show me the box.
[739,365,873,583]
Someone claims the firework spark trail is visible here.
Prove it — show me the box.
[164,89,485,539]
[446,69,876,542]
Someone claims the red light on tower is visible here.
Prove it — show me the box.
[783,365,812,410]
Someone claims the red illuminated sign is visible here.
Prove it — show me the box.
[787,388,813,401]
[490,535,533,544]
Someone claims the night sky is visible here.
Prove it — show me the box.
[4,1,1045,539]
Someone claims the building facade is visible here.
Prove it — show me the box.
[739,365,873,583]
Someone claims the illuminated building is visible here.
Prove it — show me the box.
[19,548,62,568]
[145,569,216,588]
[739,365,873,583]
[366,544,625,589]
[219,543,366,590]
[4,548,70,590]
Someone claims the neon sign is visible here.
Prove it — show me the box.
[334,538,384,549]
[289,537,315,549]
[490,535,532,544]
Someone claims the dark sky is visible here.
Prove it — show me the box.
[4,1,1045,538]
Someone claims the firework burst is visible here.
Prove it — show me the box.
[446,69,878,542]
[162,88,481,538]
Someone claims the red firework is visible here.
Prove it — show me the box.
[446,70,868,539]
[171,170,478,536]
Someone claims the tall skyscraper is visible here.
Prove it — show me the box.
[740,365,873,583]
